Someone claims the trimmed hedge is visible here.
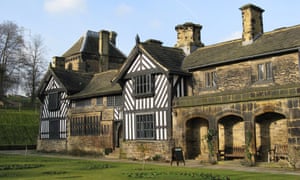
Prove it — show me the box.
[0,109,39,145]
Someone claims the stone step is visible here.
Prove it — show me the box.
[105,148,120,159]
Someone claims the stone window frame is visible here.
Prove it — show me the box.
[204,71,217,89]
[96,97,103,106]
[70,115,100,136]
[257,62,273,82]
[75,99,91,108]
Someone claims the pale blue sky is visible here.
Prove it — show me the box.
[1,0,299,63]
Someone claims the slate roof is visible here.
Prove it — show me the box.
[52,68,93,94]
[140,40,187,73]
[62,30,125,59]
[38,67,93,100]
[183,25,300,70]
[113,39,188,83]
[70,70,121,99]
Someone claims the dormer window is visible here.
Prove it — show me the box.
[133,74,154,98]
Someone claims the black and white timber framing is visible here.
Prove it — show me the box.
[40,76,68,139]
[113,40,188,141]
[38,67,92,140]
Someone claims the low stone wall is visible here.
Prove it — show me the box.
[36,139,67,153]
[120,140,173,161]
[67,136,113,155]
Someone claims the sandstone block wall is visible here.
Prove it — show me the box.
[37,139,67,153]
[120,140,174,161]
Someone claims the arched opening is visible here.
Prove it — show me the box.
[218,115,244,160]
[255,112,287,162]
[185,118,209,159]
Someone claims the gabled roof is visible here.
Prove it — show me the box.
[52,68,93,94]
[113,39,188,83]
[38,67,93,100]
[183,25,300,70]
[62,30,126,59]
[70,70,121,99]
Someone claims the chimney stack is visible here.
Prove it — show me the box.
[109,31,117,46]
[51,56,65,70]
[240,4,264,45]
[99,30,110,72]
[175,22,204,55]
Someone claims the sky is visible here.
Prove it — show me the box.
[1,0,300,64]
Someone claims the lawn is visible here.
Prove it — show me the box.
[0,153,299,180]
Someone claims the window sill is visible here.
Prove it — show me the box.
[252,79,274,87]
[134,93,155,99]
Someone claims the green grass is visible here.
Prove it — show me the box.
[0,153,299,180]
[0,109,39,145]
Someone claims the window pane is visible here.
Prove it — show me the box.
[205,71,216,88]
[266,62,273,80]
[97,97,103,105]
[115,95,122,106]
[48,92,60,111]
[258,64,264,80]
[205,72,210,87]
[136,114,154,139]
[133,74,154,97]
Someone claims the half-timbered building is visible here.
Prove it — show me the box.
[37,29,126,153]
[113,37,193,159]
[37,67,92,152]
[37,3,300,167]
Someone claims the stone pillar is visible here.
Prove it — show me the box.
[243,110,256,164]
[288,105,300,168]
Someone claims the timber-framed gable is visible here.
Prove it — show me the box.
[113,38,188,159]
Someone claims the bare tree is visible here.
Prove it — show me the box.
[0,21,24,100]
[22,34,47,105]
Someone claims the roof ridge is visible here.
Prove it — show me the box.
[94,69,118,76]
[265,24,300,35]
[197,39,241,51]
[194,24,300,52]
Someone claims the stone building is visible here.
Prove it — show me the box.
[173,4,300,164]
[37,3,300,167]
[68,69,123,155]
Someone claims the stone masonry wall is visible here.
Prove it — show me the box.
[37,139,67,153]
[192,53,300,96]
[120,141,174,161]
[173,96,300,165]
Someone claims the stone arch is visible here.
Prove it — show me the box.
[254,111,287,161]
[182,111,211,124]
[217,114,245,159]
[254,105,288,119]
[215,109,243,122]
[185,117,209,160]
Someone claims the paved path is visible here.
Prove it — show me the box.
[1,150,300,176]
